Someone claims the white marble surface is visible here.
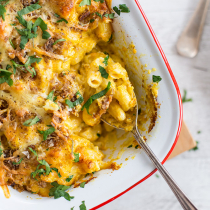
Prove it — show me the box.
[100,0,210,210]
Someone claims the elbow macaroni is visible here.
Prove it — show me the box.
[0,0,138,198]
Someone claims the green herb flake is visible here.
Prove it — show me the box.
[135,145,139,149]
[9,38,15,49]
[97,133,101,137]
[182,90,193,103]
[153,75,162,83]
[53,39,66,45]
[54,13,60,18]
[95,12,102,19]
[0,142,3,157]
[104,13,115,19]
[66,175,73,182]
[38,125,55,141]
[18,4,41,16]
[127,145,132,148]
[82,81,111,114]
[90,19,95,23]
[0,69,13,86]
[57,18,68,24]
[138,108,141,115]
[197,131,201,134]
[12,158,23,165]
[49,182,74,201]
[79,201,87,210]
[71,207,74,210]
[74,153,79,162]
[51,168,62,178]
[108,34,112,42]
[79,0,91,7]
[119,4,130,13]
[113,6,120,16]
[190,141,199,151]
[6,64,12,70]
[94,0,104,3]
[12,55,42,77]
[80,182,86,188]
[155,174,160,178]
[23,116,40,126]
[99,65,109,79]
[103,53,109,66]
[10,23,16,26]
[65,91,84,109]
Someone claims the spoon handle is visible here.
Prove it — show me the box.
[176,0,210,58]
[132,128,198,210]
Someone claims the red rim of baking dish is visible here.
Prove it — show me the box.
[90,1,183,209]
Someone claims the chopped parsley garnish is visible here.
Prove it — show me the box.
[0,142,3,157]
[47,90,57,103]
[9,38,15,49]
[95,12,102,19]
[113,4,130,16]
[155,174,160,178]
[82,81,111,114]
[135,145,139,149]
[66,175,73,182]
[108,34,113,42]
[12,158,23,165]
[103,53,109,66]
[12,55,42,77]
[71,208,74,210]
[23,116,40,126]
[197,131,201,134]
[0,69,13,86]
[182,90,192,103]
[0,0,9,21]
[51,168,62,178]
[79,0,91,7]
[74,153,80,162]
[15,4,51,49]
[94,0,104,3]
[38,125,55,141]
[97,133,101,137]
[104,13,115,19]
[65,91,84,109]
[57,18,68,24]
[113,6,121,16]
[6,64,12,70]
[79,201,87,210]
[189,141,199,151]
[49,182,74,201]
[99,65,108,79]
[90,19,95,23]
[138,108,141,115]
[119,4,130,13]
[17,4,41,16]
[54,13,68,24]
[10,23,16,26]
[80,182,86,188]
[29,148,52,178]
[53,39,66,45]
[153,75,162,83]
[127,145,132,148]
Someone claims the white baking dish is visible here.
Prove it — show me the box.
[0,0,182,209]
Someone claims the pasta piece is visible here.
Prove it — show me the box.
[108,100,126,121]
[114,85,133,112]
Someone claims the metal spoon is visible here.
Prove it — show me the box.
[102,102,198,210]
[176,0,210,58]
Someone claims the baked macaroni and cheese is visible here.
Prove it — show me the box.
[0,0,142,201]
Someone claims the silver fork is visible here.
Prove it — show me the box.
[102,102,198,210]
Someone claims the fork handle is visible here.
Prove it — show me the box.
[132,127,198,210]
